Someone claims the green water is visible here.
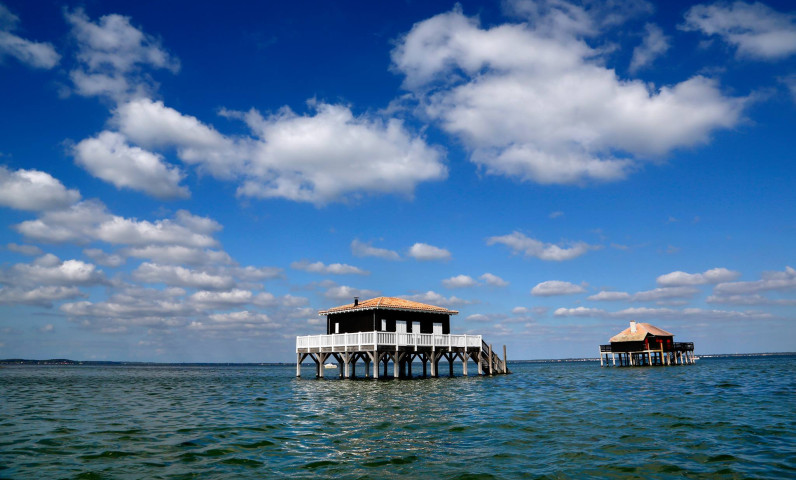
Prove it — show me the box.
[1,356,794,479]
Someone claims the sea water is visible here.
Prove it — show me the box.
[1,356,794,479]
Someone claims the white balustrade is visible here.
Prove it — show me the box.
[296,331,482,351]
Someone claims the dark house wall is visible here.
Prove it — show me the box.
[326,309,451,334]
[611,335,674,352]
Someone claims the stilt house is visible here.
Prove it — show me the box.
[599,321,695,367]
[296,296,509,379]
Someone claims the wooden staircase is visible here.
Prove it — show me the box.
[478,341,510,375]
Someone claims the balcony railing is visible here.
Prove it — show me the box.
[296,331,483,351]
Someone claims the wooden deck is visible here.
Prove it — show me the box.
[296,331,510,379]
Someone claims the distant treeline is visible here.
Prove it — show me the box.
[0,359,293,366]
[2,353,793,366]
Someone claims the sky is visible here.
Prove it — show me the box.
[0,0,794,362]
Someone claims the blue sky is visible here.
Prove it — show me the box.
[0,0,794,362]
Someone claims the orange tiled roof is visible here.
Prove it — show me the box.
[610,322,674,343]
[319,296,458,316]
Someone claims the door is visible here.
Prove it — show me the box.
[411,321,419,333]
[433,322,442,335]
[396,321,407,333]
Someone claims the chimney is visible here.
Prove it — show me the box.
[630,321,637,333]
[354,297,359,306]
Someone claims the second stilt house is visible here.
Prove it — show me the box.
[296,296,509,379]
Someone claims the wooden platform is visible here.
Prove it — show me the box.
[598,342,696,366]
[296,331,509,378]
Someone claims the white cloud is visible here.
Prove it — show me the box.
[0,166,80,211]
[235,102,447,204]
[3,256,105,286]
[657,267,741,286]
[323,285,380,301]
[114,98,243,178]
[713,266,796,295]
[554,305,773,320]
[400,290,472,307]
[351,239,401,260]
[408,242,451,261]
[83,248,125,267]
[487,231,595,261]
[392,6,746,185]
[0,4,60,69]
[706,294,796,306]
[14,201,220,248]
[588,290,632,301]
[73,131,189,200]
[589,286,700,303]
[0,285,84,306]
[114,98,448,204]
[531,280,586,296]
[123,245,232,266]
[291,260,368,275]
[65,8,179,100]
[682,1,796,60]
[6,243,43,256]
[630,23,670,72]
[133,262,234,290]
[443,274,478,288]
[189,289,253,308]
[480,273,509,287]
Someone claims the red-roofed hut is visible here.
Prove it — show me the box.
[297,296,509,379]
[599,321,695,366]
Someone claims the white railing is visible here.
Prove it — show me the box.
[296,331,482,351]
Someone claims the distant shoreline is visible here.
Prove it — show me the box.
[2,352,794,366]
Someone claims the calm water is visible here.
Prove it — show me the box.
[1,356,794,479]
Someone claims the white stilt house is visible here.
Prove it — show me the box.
[296,296,509,379]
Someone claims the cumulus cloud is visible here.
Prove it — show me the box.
[323,285,380,301]
[113,98,447,204]
[114,98,243,178]
[480,273,509,287]
[443,275,478,288]
[123,245,232,266]
[6,243,42,256]
[630,23,670,72]
[1,255,106,286]
[73,131,189,200]
[65,8,179,100]
[291,260,368,275]
[0,285,84,307]
[188,289,254,308]
[657,267,741,286]
[487,231,595,261]
[713,266,796,295]
[133,262,234,290]
[15,201,220,248]
[554,305,773,320]
[351,239,401,260]
[408,242,451,261]
[682,1,796,60]
[392,5,746,185]
[400,290,472,307]
[234,102,447,204]
[83,248,125,267]
[0,166,81,211]
[0,4,60,68]
[531,280,586,296]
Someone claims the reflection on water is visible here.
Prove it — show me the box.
[1,356,794,479]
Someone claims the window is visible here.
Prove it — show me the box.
[335,323,339,333]
[381,319,386,331]
[433,322,442,335]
